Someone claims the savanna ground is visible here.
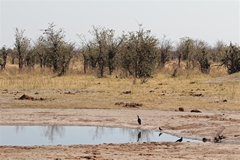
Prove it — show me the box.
[0,63,240,159]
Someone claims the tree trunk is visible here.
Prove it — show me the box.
[18,46,23,69]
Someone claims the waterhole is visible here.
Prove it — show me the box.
[0,126,201,146]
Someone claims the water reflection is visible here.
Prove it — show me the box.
[118,127,154,142]
[41,126,65,142]
[15,126,66,143]
[0,126,201,146]
[137,132,141,142]
[15,126,25,133]
[91,126,154,143]
[92,126,106,140]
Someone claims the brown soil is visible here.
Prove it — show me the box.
[1,108,240,160]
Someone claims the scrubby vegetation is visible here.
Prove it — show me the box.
[0,23,240,79]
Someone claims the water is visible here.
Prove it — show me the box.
[0,126,201,146]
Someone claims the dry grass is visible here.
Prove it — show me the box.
[0,62,240,110]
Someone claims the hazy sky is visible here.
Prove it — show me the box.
[1,0,239,48]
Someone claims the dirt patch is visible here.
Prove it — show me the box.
[18,94,46,101]
[1,142,240,160]
[190,109,201,113]
[115,102,143,108]
[121,91,132,94]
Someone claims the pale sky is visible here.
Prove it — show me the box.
[0,0,239,48]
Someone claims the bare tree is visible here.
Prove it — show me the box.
[14,28,30,70]
[158,35,173,68]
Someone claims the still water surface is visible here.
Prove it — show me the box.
[0,126,201,146]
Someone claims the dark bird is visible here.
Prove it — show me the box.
[202,137,210,142]
[214,136,220,143]
[176,137,183,142]
[159,127,162,131]
[137,115,141,125]
[215,135,225,143]
[202,138,207,142]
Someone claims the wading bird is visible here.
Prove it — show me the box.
[176,137,183,142]
[159,127,162,131]
[137,115,141,125]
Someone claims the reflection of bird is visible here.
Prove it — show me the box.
[159,133,162,137]
[176,137,183,142]
[137,131,141,142]
[137,115,141,125]
[159,127,162,131]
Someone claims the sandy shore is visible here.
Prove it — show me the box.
[1,108,240,159]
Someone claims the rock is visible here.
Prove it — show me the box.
[190,93,203,97]
[122,91,131,94]
[115,102,124,105]
[123,102,142,108]
[190,109,201,113]
[179,107,184,112]
[19,94,34,100]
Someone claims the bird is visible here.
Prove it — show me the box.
[202,137,210,142]
[219,135,225,140]
[215,135,225,143]
[159,127,162,131]
[214,136,220,143]
[176,137,183,142]
[159,133,162,137]
[137,115,141,125]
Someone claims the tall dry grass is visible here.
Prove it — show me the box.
[0,61,239,110]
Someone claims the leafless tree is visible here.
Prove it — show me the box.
[14,28,30,70]
[158,35,173,68]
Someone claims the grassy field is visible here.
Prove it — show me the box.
[0,62,240,110]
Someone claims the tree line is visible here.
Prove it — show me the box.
[0,23,240,78]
